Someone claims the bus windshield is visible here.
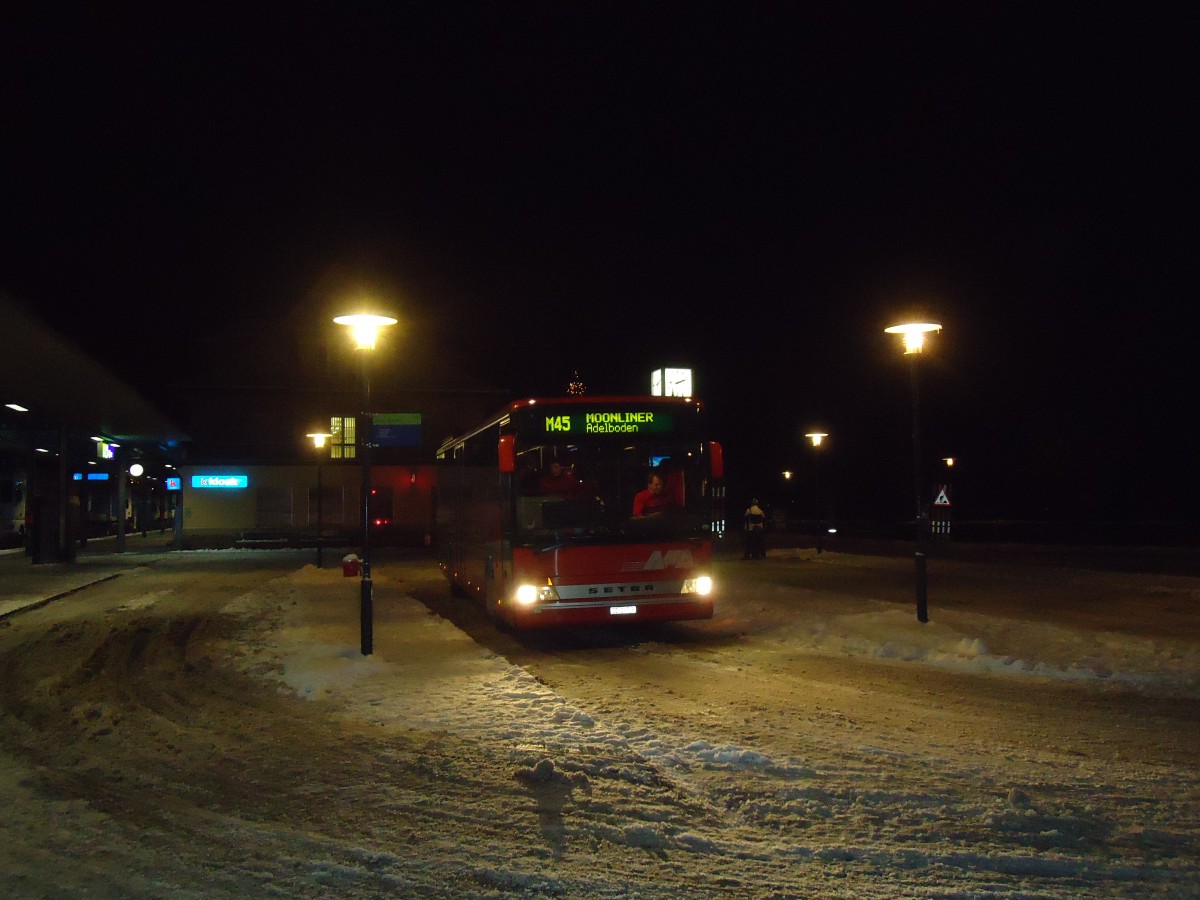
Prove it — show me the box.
[513,439,712,544]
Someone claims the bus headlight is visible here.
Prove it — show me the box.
[682,575,713,596]
[515,584,559,606]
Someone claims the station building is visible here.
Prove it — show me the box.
[1,285,509,559]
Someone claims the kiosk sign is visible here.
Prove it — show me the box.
[191,475,248,489]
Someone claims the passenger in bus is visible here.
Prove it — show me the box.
[632,470,676,517]
[538,460,580,495]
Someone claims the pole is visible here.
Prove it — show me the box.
[911,356,929,623]
[116,464,127,553]
[316,461,324,568]
[58,425,71,562]
[139,477,148,538]
[814,450,824,555]
[360,352,373,655]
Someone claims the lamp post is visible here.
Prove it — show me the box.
[129,463,147,538]
[804,432,829,554]
[781,470,794,533]
[333,312,397,656]
[306,431,333,568]
[884,321,941,623]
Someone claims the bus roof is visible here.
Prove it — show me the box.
[438,395,705,454]
[506,395,702,412]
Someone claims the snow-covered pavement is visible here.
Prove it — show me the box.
[2,547,1197,897]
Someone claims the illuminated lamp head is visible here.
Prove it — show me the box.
[333,313,398,350]
[884,322,941,354]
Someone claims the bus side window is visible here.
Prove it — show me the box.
[662,467,685,508]
[516,496,543,530]
[517,462,540,493]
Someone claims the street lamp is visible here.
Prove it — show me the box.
[306,431,333,568]
[884,321,941,623]
[333,312,397,656]
[804,432,829,554]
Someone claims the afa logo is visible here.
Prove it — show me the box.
[641,550,694,570]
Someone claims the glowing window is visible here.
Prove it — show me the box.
[330,416,357,460]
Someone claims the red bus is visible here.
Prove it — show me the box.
[436,395,725,629]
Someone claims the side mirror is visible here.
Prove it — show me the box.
[707,441,724,479]
[498,434,516,473]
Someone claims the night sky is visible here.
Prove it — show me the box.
[2,5,1195,525]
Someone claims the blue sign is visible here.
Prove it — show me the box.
[165,477,182,490]
[72,472,111,481]
[192,474,248,489]
[373,413,422,448]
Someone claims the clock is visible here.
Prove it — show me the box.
[650,367,693,397]
[665,368,692,397]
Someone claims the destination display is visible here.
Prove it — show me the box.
[540,409,676,436]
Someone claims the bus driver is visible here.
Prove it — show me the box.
[632,471,673,517]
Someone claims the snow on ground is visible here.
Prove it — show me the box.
[3,546,1197,897]
[211,551,1200,896]
[269,550,1200,704]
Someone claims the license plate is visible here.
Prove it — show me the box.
[610,605,637,616]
